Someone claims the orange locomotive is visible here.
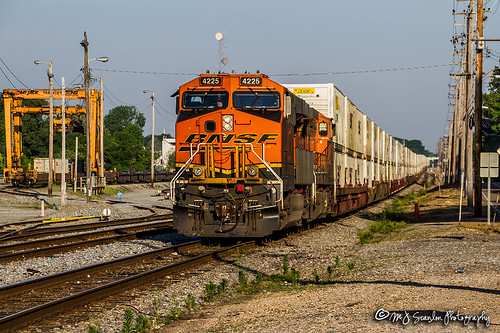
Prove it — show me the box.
[170,73,426,238]
[170,72,339,237]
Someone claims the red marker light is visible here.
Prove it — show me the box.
[236,184,245,193]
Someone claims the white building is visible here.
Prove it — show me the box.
[158,136,175,168]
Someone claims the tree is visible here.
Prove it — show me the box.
[103,106,149,171]
[167,150,176,170]
[143,134,163,158]
[394,137,435,157]
[482,68,500,152]
[104,105,146,135]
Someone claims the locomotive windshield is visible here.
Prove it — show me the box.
[233,91,280,109]
[182,91,229,110]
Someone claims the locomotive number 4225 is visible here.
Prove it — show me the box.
[240,77,262,85]
[200,77,222,85]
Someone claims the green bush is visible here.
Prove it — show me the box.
[217,278,228,297]
[204,281,217,302]
[358,230,374,243]
[135,315,148,333]
[184,293,196,309]
[121,308,134,333]
[237,271,249,292]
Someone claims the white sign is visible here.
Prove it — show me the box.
[480,152,499,178]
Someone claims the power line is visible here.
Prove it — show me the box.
[94,64,452,77]
[95,68,197,76]
[270,64,452,76]
[103,83,150,106]
[154,98,175,115]
[66,74,84,87]
[103,90,119,108]
[0,67,16,88]
[0,57,30,89]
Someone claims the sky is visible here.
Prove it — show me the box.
[2,0,500,154]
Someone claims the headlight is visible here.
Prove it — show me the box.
[193,167,204,177]
[247,166,258,177]
[222,115,233,131]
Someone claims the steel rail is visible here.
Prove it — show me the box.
[0,213,172,242]
[0,241,255,332]
[0,223,173,263]
[0,240,202,298]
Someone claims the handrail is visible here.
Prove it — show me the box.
[169,143,206,203]
[244,143,284,209]
[169,142,284,210]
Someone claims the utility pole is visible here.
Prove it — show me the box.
[474,0,484,216]
[74,136,78,193]
[81,32,92,203]
[151,90,155,188]
[100,76,104,182]
[143,89,155,187]
[465,8,474,208]
[48,61,54,196]
[61,77,66,206]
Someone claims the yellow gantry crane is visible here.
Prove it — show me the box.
[2,88,103,185]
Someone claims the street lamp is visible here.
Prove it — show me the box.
[61,77,66,206]
[34,60,54,196]
[143,90,155,188]
[81,31,108,203]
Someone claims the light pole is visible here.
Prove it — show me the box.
[80,31,108,203]
[100,76,104,182]
[61,77,66,206]
[34,60,54,195]
[143,90,155,188]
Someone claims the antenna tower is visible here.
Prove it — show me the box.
[215,32,228,72]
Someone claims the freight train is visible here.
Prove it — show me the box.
[170,73,428,238]
[10,168,173,187]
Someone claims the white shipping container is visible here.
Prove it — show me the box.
[33,158,69,173]
[283,83,337,119]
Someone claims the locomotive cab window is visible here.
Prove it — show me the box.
[318,122,328,137]
[182,91,228,110]
[233,91,280,110]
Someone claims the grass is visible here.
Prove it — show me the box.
[358,189,428,244]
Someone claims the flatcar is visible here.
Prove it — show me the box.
[170,73,428,238]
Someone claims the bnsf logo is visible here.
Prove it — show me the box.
[184,133,278,143]
[178,133,279,151]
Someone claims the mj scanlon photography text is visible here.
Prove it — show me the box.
[375,308,491,327]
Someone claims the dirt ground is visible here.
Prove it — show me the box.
[0,182,171,224]
[1,180,498,332]
[164,185,500,333]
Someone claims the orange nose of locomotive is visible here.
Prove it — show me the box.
[171,73,285,237]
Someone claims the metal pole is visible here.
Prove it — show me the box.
[61,77,66,206]
[488,171,491,225]
[100,76,104,181]
[465,9,473,207]
[81,32,92,203]
[74,136,78,192]
[151,90,155,188]
[48,61,54,196]
[459,169,464,223]
[474,0,484,216]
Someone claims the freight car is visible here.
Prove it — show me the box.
[169,73,428,238]
[16,169,172,187]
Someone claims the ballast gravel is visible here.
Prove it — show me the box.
[2,181,498,332]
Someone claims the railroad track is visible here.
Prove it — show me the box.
[0,217,174,263]
[0,240,254,332]
[0,213,172,242]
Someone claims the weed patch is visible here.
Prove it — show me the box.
[358,189,427,243]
